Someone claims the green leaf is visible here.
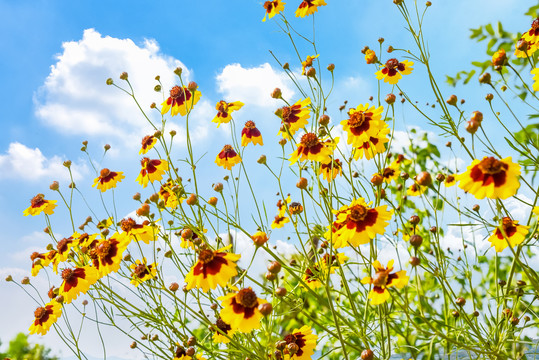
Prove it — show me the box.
[485,23,494,36]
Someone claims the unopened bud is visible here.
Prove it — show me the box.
[258,302,273,316]
[267,261,282,274]
[186,194,198,206]
[306,67,316,77]
[409,256,420,266]
[327,63,335,71]
[409,215,420,225]
[276,287,287,296]
[465,120,480,134]
[106,78,113,85]
[174,67,183,76]
[154,85,161,92]
[456,297,466,306]
[287,343,299,355]
[387,45,394,53]
[361,349,374,360]
[49,181,59,191]
[282,62,290,70]
[296,177,308,189]
[416,171,432,186]
[169,282,179,292]
[486,93,494,101]
[208,197,218,206]
[186,347,195,357]
[410,234,423,248]
[516,38,529,51]
[479,72,491,84]
[319,114,330,126]
[136,203,151,217]
[371,173,383,186]
[213,183,224,192]
[257,155,267,164]
[446,95,458,106]
[271,88,282,99]
[21,277,30,285]
[119,72,128,80]
[385,93,396,104]
[63,160,72,168]
[187,81,198,92]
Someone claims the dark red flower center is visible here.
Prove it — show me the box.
[121,218,136,232]
[478,157,503,174]
[244,120,256,129]
[61,268,74,281]
[383,167,395,178]
[372,270,389,287]
[170,86,184,99]
[349,205,368,222]
[532,18,539,30]
[30,194,45,208]
[198,249,215,264]
[236,288,258,308]
[34,307,47,320]
[216,318,231,334]
[141,135,154,148]
[133,263,150,279]
[385,58,400,70]
[284,334,297,344]
[96,241,112,258]
[300,133,320,148]
[348,111,366,128]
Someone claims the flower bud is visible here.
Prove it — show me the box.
[361,349,374,360]
[119,72,128,80]
[106,78,113,85]
[327,63,335,71]
[410,234,423,248]
[130,342,137,349]
[471,111,483,124]
[187,81,198,92]
[465,120,480,134]
[446,95,458,106]
[208,197,218,206]
[252,232,268,247]
[265,271,276,281]
[426,1,432,6]
[387,45,394,53]
[21,277,30,285]
[365,49,377,64]
[271,88,282,99]
[385,93,396,104]
[150,102,156,109]
[436,173,445,182]
[306,67,316,77]
[169,282,179,292]
[282,62,290,70]
[136,203,151,217]
[511,317,520,326]
[154,85,161,92]
[49,181,59,191]
[287,343,299,355]
[409,256,420,266]
[400,171,409,180]
[456,297,466,306]
[257,155,267,164]
[479,72,491,84]
[416,171,432,186]
[296,177,308,189]
[452,310,460,318]
[371,173,383,186]
[186,194,198,206]
[63,160,72,168]
[133,192,141,201]
[276,287,287,296]
[409,215,420,225]
[278,138,287,146]
[319,114,330,126]
[213,183,224,192]
[267,261,282,274]
[516,38,529,51]
[5,275,13,282]
[258,302,273,316]
[186,347,195,357]
[174,67,183,76]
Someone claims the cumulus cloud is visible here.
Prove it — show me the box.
[216,63,294,107]
[34,28,210,149]
[0,142,86,181]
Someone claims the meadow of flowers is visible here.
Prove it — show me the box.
[10,1,539,359]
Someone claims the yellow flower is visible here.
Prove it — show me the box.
[365,49,377,64]
[173,347,192,360]
[278,98,311,139]
[522,18,539,46]
[215,145,242,170]
[361,260,409,305]
[282,325,317,360]
[136,158,169,188]
[328,198,393,248]
[161,85,201,117]
[455,156,520,199]
[406,183,426,197]
[23,194,57,216]
[532,68,539,92]
[444,174,456,187]
[139,135,157,155]
[159,181,183,209]
[301,54,319,75]
[375,58,414,85]
[295,0,326,18]
[262,0,285,22]
[492,48,507,68]
[29,301,62,336]
[120,217,157,243]
[341,104,384,147]
[514,35,538,58]
[303,253,348,289]
[89,233,129,277]
[319,159,343,181]
[352,122,390,161]
[272,197,291,228]
[130,258,158,286]
[289,133,336,164]
[184,246,241,292]
[212,318,236,343]
[381,160,400,184]
[58,266,99,304]
[241,121,263,146]
[212,100,244,127]
[219,287,267,333]
[488,217,529,252]
[93,168,125,192]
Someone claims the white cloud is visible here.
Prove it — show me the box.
[0,142,86,182]
[34,28,209,149]
[216,63,294,107]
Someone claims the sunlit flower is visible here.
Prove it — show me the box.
[219,287,267,333]
[381,161,400,184]
[51,233,81,271]
[251,231,269,246]
[89,233,129,276]
[29,301,62,336]
[212,100,244,127]
[444,174,456,187]
[523,18,539,46]
[532,68,539,92]
[353,127,390,163]
[514,36,538,58]
[272,215,290,228]
[185,246,241,292]
[303,253,348,289]
[30,251,53,277]
[289,133,336,164]
[341,104,384,147]
[319,159,343,181]
[301,54,319,75]
[213,318,236,343]
[491,48,507,68]
[23,194,57,216]
[277,98,311,139]
[262,0,285,22]
[272,197,291,228]
[295,0,326,18]
[365,49,377,64]
[407,183,426,197]
[130,258,158,286]
[241,120,263,146]
[488,217,529,252]
[161,85,201,117]
[159,181,183,209]
[328,198,393,248]
[456,156,520,199]
[120,217,157,244]
[97,217,113,230]
[361,260,409,305]
[215,145,242,170]
[282,325,317,360]
[93,168,125,192]
[58,266,99,304]
[136,158,169,188]
[139,135,157,155]
[289,202,304,215]
[375,58,414,85]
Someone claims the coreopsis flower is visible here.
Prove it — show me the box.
[213,318,236,343]
[219,287,268,333]
[328,198,393,248]
[492,48,507,68]
[272,214,290,228]
[289,202,304,215]
[139,135,157,155]
[381,161,400,184]
[532,68,539,92]
[488,217,529,252]
[215,145,242,170]
[375,58,414,85]
[51,234,81,272]
[212,100,244,127]
[136,158,169,188]
[277,98,311,139]
[352,123,390,160]
[514,36,537,58]
[89,233,129,276]
[341,104,385,147]
[407,183,426,197]
[161,85,201,117]
[173,347,192,360]
[96,217,113,230]
[523,18,539,46]
[120,217,157,244]
[361,260,409,305]
[444,174,456,187]
[295,0,326,18]
[93,168,125,192]
[272,197,291,228]
[241,120,263,146]
[319,159,343,181]
[456,156,521,199]
[159,181,183,208]
[30,252,53,276]
[365,49,377,64]
[289,133,336,164]
[58,266,99,304]
[301,54,319,75]
[184,246,241,292]
[29,301,62,336]
[251,231,269,246]
[262,0,285,22]
[303,253,348,289]
[23,194,57,216]
[130,258,158,286]
[282,325,317,360]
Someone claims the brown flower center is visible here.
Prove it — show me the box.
[284,334,297,344]
[30,252,40,261]
[478,157,503,174]
[349,205,368,222]
[140,157,150,167]
[175,347,186,357]
[218,101,228,113]
[34,307,47,320]
[96,241,112,258]
[501,217,513,230]
[281,106,291,121]
[170,86,184,99]
[244,120,256,129]
[236,288,258,308]
[446,174,455,183]
[100,168,110,178]
[372,270,389,287]
[30,194,45,207]
[141,135,154,147]
[383,167,395,178]
[532,18,539,30]
[385,58,400,70]
[264,1,274,11]
[61,268,74,281]
[121,218,136,232]
[57,238,71,253]
[348,111,366,128]
[223,144,233,153]
[198,249,215,264]
[133,263,149,278]
[300,133,319,148]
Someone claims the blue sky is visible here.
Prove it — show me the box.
[0,0,535,358]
